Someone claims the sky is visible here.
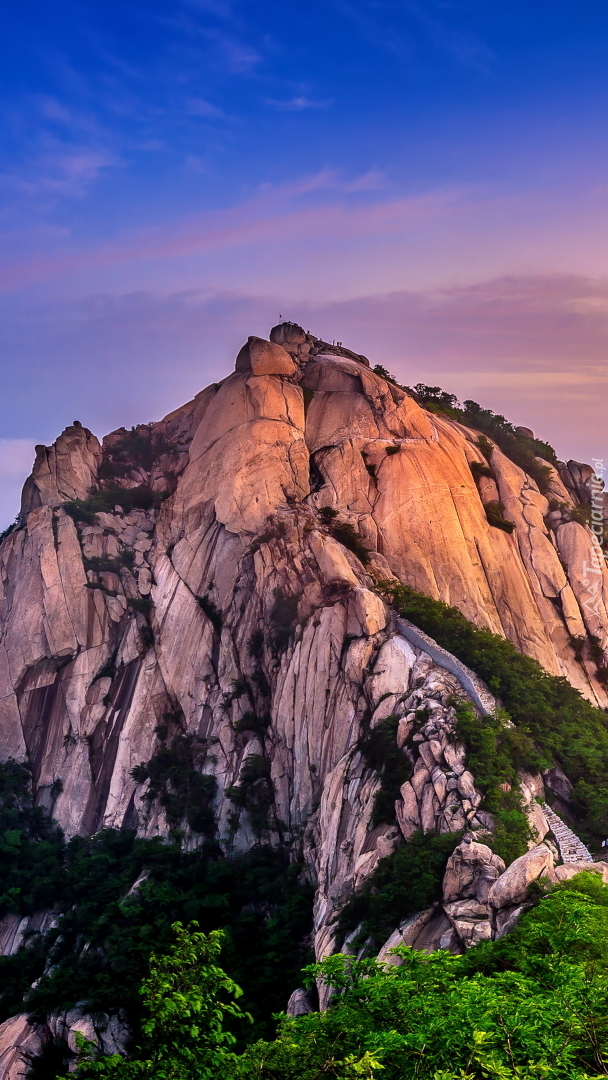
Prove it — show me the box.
[1,0,608,525]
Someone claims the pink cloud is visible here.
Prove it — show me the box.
[0,179,463,292]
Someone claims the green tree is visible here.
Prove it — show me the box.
[64,923,248,1080]
[232,874,608,1079]
[57,875,608,1080]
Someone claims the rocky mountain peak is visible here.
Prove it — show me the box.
[0,326,607,1074]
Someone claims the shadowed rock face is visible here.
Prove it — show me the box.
[0,326,607,1050]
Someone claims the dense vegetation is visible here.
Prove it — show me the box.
[357,714,412,828]
[452,703,533,865]
[66,872,608,1079]
[0,760,65,916]
[130,733,218,840]
[0,515,20,544]
[335,831,460,950]
[98,426,172,482]
[60,922,248,1080]
[379,580,608,843]
[0,763,313,1056]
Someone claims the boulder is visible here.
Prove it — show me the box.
[346,588,387,637]
[286,988,316,1016]
[553,862,608,885]
[235,336,296,376]
[396,781,420,839]
[270,321,307,346]
[542,765,575,805]
[488,844,554,909]
[494,902,530,939]
[444,899,493,947]
[301,357,363,393]
[443,839,505,904]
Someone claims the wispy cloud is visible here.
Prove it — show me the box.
[183,0,237,18]
[37,96,73,123]
[185,97,226,118]
[0,174,463,290]
[343,170,384,192]
[264,96,332,111]
[1,145,119,200]
[333,0,494,69]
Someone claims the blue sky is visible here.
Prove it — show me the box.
[1,1,608,523]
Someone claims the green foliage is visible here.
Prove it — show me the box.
[331,521,372,564]
[233,711,271,737]
[233,874,608,1079]
[319,506,371,565]
[475,434,495,464]
[380,580,608,841]
[0,829,313,1057]
[469,460,494,481]
[357,715,411,827]
[484,501,516,533]
[63,486,168,524]
[488,809,534,866]
[336,832,461,950]
[452,703,533,864]
[372,373,558,493]
[462,402,554,493]
[0,763,312,1054]
[409,384,462,418]
[93,651,118,683]
[319,506,339,523]
[372,364,400,386]
[61,923,247,1080]
[98,427,172,482]
[547,500,597,533]
[571,503,592,526]
[0,760,65,917]
[131,735,218,838]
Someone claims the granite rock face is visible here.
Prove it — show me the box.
[0,325,607,1074]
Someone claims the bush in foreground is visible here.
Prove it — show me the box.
[65,873,608,1080]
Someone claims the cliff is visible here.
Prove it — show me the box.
[0,322,607,1072]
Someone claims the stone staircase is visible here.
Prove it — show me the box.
[542,803,594,863]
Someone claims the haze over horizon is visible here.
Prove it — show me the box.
[1,0,608,525]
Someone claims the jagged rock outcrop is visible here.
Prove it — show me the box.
[0,323,607,1075]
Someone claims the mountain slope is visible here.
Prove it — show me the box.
[0,323,607,1074]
